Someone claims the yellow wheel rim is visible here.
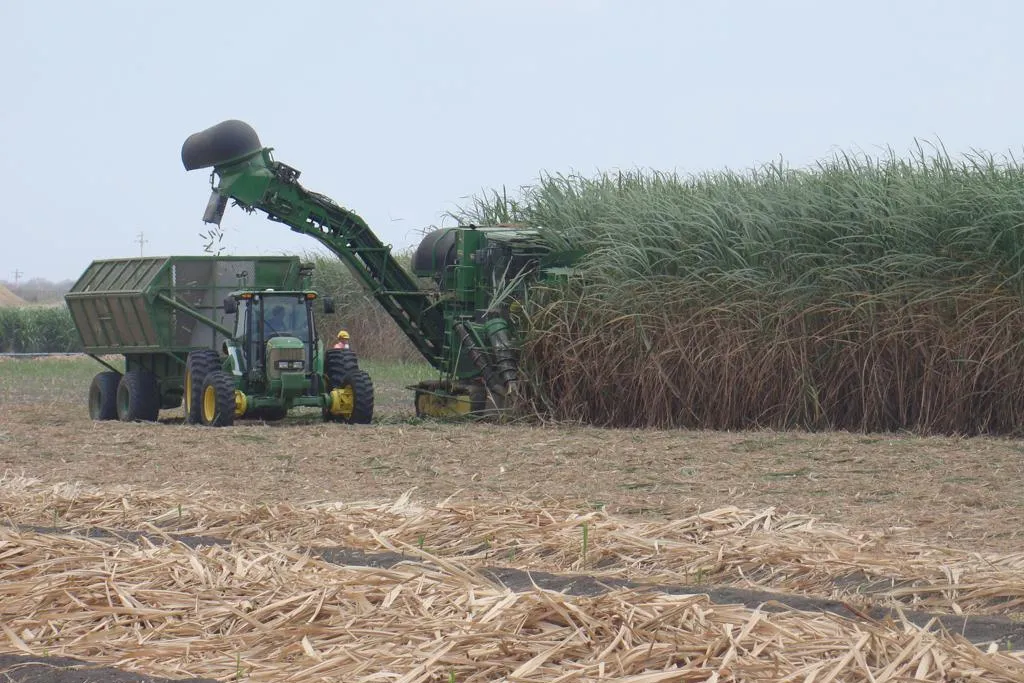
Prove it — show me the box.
[184,372,192,413]
[203,384,217,423]
[234,390,247,418]
[329,387,355,418]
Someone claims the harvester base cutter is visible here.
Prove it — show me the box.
[412,379,495,419]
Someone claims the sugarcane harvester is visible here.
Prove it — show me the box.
[182,120,563,417]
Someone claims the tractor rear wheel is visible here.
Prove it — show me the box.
[325,349,359,384]
[323,368,374,424]
[88,371,121,421]
[200,371,236,427]
[116,370,160,422]
[184,349,221,424]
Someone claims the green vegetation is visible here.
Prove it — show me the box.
[457,143,1024,434]
[0,306,78,353]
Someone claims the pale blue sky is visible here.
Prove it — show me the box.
[1,1,1020,281]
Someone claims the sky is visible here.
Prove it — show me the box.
[1,0,1021,282]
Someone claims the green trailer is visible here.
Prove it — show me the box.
[65,255,374,426]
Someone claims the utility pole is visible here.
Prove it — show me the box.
[136,231,148,257]
[12,269,22,289]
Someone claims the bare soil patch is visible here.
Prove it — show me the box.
[1,404,1021,554]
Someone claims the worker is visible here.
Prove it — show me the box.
[264,305,288,335]
[332,330,351,350]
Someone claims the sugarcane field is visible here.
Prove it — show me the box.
[5,5,1024,683]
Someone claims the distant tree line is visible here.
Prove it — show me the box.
[1,277,75,304]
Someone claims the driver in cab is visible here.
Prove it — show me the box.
[264,305,288,337]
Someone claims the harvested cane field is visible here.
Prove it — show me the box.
[1,356,1024,682]
[457,147,1024,435]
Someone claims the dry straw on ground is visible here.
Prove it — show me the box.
[2,476,1024,681]
[2,476,1021,618]
[3,527,1021,682]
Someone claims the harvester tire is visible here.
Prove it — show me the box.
[325,349,359,384]
[200,371,236,427]
[323,368,374,424]
[88,371,121,421]
[184,349,221,424]
[116,370,160,422]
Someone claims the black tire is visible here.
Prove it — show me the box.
[325,349,360,385]
[161,393,183,409]
[324,368,374,424]
[257,406,288,422]
[200,371,236,427]
[184,349,221,424]
[116,370,160,422]
[88,371,121,421]
[346,370,374,424]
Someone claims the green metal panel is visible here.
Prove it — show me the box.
[66,255,304,354]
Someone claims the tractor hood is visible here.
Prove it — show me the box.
[181,119,263,171]
[266,336,305,351]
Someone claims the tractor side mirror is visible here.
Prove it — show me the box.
[224,297,238,315]
[322,297,335,315]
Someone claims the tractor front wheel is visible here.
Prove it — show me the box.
[200,371,236,427]
[88,371,121,421]
[116,370,160,422]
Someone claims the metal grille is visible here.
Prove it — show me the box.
[268,346,305,379]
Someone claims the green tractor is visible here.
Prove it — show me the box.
[185,287,373,427]
[65,256,374,426]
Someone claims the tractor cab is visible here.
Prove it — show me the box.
[225,290,320,390]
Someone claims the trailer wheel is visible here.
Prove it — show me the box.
[116,370,160,422]
[325,349,359,384]
[88,371,121,421]
[184,349,221,424]
[200,371,236,427]
[324,368,374,424]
